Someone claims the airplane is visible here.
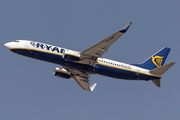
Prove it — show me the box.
[4,22,175,92]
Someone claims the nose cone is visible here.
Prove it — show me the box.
[4,42,11,49]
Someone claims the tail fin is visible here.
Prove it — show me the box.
[133,47,171,70]
[150,62,175,87]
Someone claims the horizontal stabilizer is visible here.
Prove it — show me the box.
[150,62,175,87]
[152,79,160,87]
[90,83,97,92]
[150,62,175,76]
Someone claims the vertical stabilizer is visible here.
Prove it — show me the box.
[133,47,171,70]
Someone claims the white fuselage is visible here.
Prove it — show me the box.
[4,40,158,81]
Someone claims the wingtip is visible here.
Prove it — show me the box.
[90,83,97,92]
[119,22,132,33]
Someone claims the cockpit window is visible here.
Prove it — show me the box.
[14,40,19,42]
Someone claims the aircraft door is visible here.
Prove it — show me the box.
[25,41,29,48]
[136,68,140,79]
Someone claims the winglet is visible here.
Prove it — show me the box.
[119,22,132,33]
[90,83,97,92]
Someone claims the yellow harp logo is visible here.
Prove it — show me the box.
[152,56,163,68]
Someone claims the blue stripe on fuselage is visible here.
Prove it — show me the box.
[94,64,159,80]
[11,49,66,65]
[10,48,160,81]
[10,49,96,74]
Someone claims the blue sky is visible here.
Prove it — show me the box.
[1,0,180,120]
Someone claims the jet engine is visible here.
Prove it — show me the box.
[53,68,71,79]
[63,50,80,61]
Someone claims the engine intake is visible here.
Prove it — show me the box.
[63,50,80,61]
[53,68,71,79]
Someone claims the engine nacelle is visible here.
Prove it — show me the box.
[63,50,80,61]
[53,68,71,79]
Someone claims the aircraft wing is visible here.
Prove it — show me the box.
[80,22,132,66]
[64,67,97,91]
[73,75,97,91]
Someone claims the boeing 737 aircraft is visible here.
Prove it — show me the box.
[4,22,175,91]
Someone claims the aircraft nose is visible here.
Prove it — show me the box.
[4,42,11,49]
